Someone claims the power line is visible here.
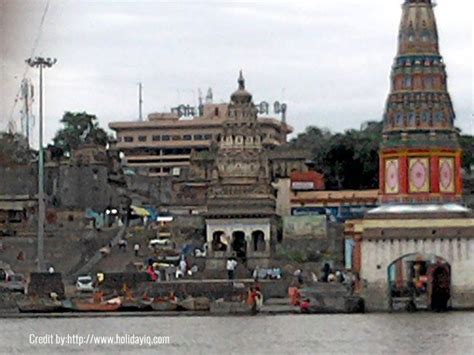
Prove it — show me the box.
[7,0,51,128]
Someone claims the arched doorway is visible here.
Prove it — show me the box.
[387,253,450,312]
[211,231,227,252]
[231,231,247,260]
[252,230,265,252]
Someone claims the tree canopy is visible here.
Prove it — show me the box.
[460,134,474,173]
[291,122,474,189]
[290,122,382,190]
[52,112,109,155]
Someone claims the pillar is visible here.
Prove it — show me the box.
[431,155,440,193]
[400,155,408,194]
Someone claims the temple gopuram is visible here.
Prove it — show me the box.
[352,0,474,311]
[205,72,278,270]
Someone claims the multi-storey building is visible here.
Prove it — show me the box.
[109,101,291,177]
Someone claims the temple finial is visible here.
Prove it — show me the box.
[238,70,245,90]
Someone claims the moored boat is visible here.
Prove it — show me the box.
[179,297,210,311]
[150,300,178,311]
[72,300,121,312]
[17,299,63,313]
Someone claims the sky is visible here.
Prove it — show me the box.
[1,0,472,148]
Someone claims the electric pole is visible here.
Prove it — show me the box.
[138,82,143,121]
[25,56,57,272]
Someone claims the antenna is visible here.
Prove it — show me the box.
[138,82,143,121]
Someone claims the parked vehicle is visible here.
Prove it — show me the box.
[75,275,94,292]
[1,273,27,293]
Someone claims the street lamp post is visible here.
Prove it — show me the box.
[25,57,57,272]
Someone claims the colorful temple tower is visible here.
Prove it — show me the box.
[380,0,463,204]
[351,1,474,312]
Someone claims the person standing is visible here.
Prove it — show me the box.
[134,243,140,257]
[226,258,238,280]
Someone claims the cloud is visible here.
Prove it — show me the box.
[1,0,472,148]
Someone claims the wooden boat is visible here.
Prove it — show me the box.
[179,297,210,311]
[72,301,121,312]
[17,299,63,313]
[150,300,178,311]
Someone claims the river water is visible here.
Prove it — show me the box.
[1,313,473,354]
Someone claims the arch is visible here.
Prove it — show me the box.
[387,253,450,312]
[252,230,265,252]
[231,231,247,259]
[211,230,227,251]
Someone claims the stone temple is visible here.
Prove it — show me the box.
[354,0,474,311]
[205,71,277,270]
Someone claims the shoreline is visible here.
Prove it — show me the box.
[1,308,473,319]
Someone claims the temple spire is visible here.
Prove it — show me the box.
[379,0,462,205]
[238,70,245,90]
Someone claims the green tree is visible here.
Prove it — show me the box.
[290,122,382,190]
[52,112,109,155]
[459,134,474,173]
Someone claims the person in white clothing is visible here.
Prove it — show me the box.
[226,258,238,280]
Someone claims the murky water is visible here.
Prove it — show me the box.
[1,313,473,354]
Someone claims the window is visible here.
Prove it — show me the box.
[193,134,204,140]
[152,135,161,141]
[124,136,134,142]
[183,135,192,141]
[204,134,212,140]
[162,135,170,141]
[138,136,147,142]
[408,112,416,126]
[117,136,122,142]
[172,135,182,141]
[214,107,219,116]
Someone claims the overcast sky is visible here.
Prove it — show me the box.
[1,0,472,148]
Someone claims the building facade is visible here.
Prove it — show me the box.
[205,72,277,269]
[109,101,291,177]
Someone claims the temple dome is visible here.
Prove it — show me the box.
[230,70,252,104]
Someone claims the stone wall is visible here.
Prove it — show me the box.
[101,272,151,290]
[28,272,65,299]
[171,215,205,241]
[0,165,37,196]
[0,163,115,211]
[55,165,112,210]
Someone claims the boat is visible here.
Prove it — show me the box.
[17,299,63,313]
[150,300,178,311]
[210,300,253,315]
[72,300,121,312]
[179,297,210,311]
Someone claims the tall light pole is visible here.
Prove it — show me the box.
[25,56,57,272]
